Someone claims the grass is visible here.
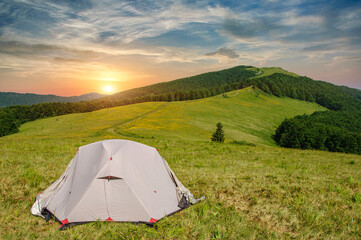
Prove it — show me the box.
[113,88,325,145]
[231,140,256,146]
[248,67,300,78]
[0,88,360,239]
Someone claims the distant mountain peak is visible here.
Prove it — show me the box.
[0,92,106,107]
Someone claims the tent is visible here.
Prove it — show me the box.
[31,139,200,229]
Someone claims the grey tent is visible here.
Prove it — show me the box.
[31,139,199,229]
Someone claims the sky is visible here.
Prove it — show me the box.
[0,0,360,96]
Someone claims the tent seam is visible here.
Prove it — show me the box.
[65,143,110,220]
[42,153,79,216]
[67,160,109,220]
[123,178,152,220]
[104,161,111,218]
[64,150,80,215]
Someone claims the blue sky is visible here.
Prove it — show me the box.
[0,0,360,95]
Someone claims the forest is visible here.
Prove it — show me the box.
[274,111,361,154]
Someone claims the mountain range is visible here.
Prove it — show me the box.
[0,92,105,108]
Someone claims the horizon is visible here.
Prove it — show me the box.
[0,90,108,97]
[0,0,360,96]
[1,65,361,97]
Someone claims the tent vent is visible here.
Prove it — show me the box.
[97,176,122,180]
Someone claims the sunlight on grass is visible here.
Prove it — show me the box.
[249,67,300,79]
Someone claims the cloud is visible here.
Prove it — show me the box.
[54,0,93,12]
[0,40,62,54]
[98,31,118,41]
[0,40,99,59]
[206,47,239,58]
[302,44,333,52]
[53,57,85,63]
[222,18,281,41]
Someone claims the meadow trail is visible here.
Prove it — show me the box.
[105,102,170,136]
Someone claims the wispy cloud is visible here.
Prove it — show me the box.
[206,47,239,58]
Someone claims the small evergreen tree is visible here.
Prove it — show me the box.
[211,122,225,142]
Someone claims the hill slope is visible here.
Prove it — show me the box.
[104,65,303,102]
[1,65,361,154]
[0,92,105,107]
[1,89,360,239]
[15,87,325,145]
[106,65,257,100]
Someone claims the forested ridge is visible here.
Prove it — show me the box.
[0,92,105,108]
[105,65,256,101]
[339,85,361,101]
[1,65,361,154]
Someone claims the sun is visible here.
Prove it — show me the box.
[103,85,115,94]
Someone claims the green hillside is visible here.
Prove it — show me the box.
[106,66,257,101]
[105,66,299,101]
[14,87,325,145]
[2,89,360,239]
[2,65,361,155]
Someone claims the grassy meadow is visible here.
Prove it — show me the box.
[0,88,360,239]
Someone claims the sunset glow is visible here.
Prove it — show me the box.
[103,85,115,94]
[0,0,360,96]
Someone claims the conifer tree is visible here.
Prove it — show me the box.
[211,122,225,142]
